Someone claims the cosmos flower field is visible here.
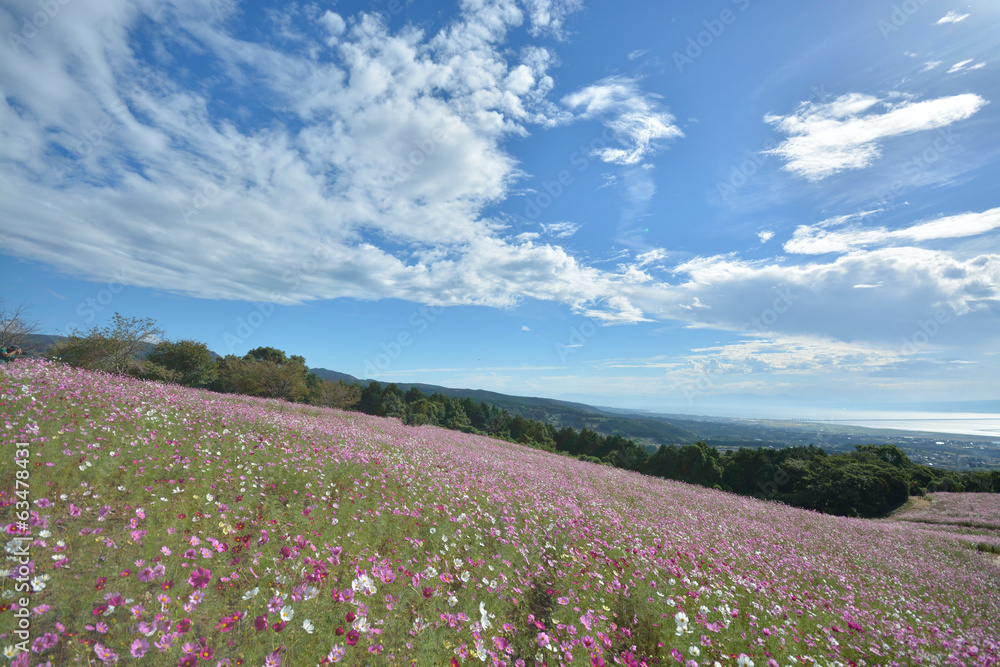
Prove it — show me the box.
[887,492,1000,557]
[2,360,999,667]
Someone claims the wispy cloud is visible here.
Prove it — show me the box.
[947,59,985,74]
[764,93,987,181]
[784,207,1000,254]
[936,11,970,24]
[540,222,581,238]
[562,76,683,165]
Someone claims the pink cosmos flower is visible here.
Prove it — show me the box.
[94,643,118,664]
[131,638,149,658]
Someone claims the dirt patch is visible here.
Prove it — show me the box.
[890,496,931,518]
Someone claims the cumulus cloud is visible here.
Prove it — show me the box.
[523,0,584,38]
[764,92,987,180]
[627,243,1000,346]
[562,76,683,165]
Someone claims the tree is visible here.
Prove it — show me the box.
[358,381,384,415]
[46,313,163,375]
[212,354,309,402]
[243,347,289,364]
[0,300,39,350]
[146,340,217,388]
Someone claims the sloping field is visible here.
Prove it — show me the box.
[887,492,1000,558]
[2,360,998,666]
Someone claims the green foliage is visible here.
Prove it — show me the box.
[213,349,309,402]
[45,312,164,375]
[146,339,217,387]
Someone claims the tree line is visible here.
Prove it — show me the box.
[39,313,1000,519]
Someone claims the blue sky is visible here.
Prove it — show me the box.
[2,0,999,415]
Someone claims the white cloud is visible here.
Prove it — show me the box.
[522,0,584,38]
[784,207,1000,254]
[562,76,683,165]
[764,92,987,180]
[947,59,985,74]
[1,0,996,366]
[670,336,905,380]
[627,49,649,60]
[540,222,581,238]
[0,0,647,324]
[922,60,942,71]
[757,230,775,244]
[628,243,1000,347]
[936,11,970,24]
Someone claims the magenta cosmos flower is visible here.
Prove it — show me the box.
[187,567,211,589]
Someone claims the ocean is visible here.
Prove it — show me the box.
[806,412,1000,438]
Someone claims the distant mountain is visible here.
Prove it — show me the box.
[307,367,697,445]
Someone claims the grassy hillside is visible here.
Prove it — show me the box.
[2,360,999,666]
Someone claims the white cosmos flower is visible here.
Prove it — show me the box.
[280,605,294,622]
[242,587,259,600]
[302,619,314,634]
